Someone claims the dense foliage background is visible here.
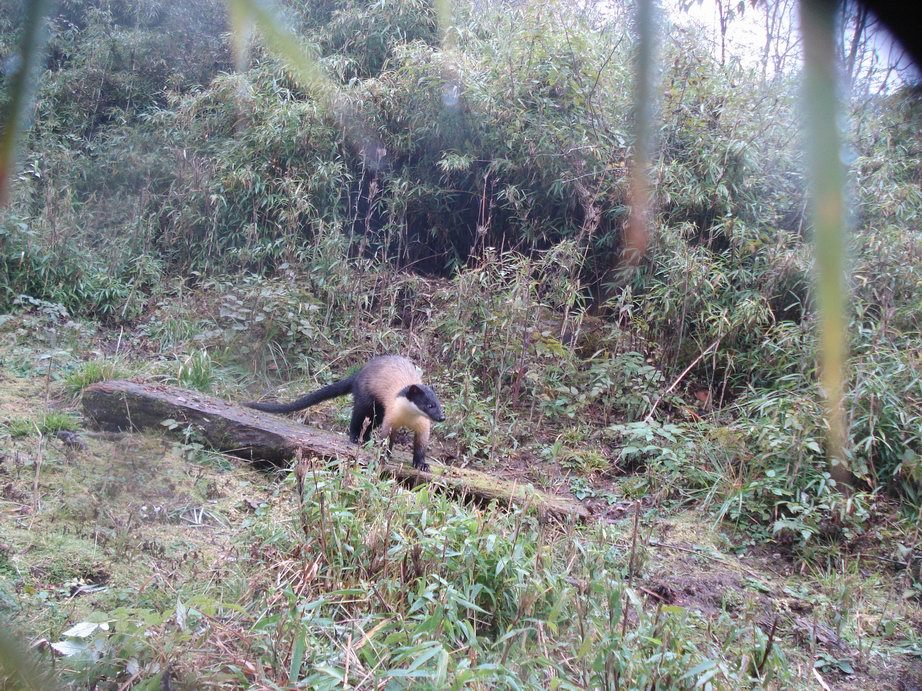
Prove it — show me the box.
[1,0,920,686]
[4,0,919,500]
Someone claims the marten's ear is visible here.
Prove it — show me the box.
[406,384,421,398]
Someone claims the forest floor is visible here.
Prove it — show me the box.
[2,310,921,689]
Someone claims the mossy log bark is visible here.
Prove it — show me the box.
[82,380,590,521]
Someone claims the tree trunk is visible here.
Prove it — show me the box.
[81,380,590,521]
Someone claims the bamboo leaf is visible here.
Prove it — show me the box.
[225,0,331,98]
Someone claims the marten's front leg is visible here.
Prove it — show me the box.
[412,429,430,471]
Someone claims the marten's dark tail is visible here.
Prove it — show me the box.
[246,375,356,414]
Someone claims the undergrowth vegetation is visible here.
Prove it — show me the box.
[1,0,921,686]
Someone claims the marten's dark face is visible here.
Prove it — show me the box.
[404,384,446,422]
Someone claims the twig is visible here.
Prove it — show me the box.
[342,632,352,690]
[638,586,666,601]
[621,501,641,637]
[585,36,625,114]
[856,552,910,568]
[117,671,141,691]
[812,667,832,691]
[31,434,44,513]
[756,615,779,677]
[645,336,723,420]
[294,451,312,543]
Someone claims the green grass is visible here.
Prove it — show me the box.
[63,360,127,395]
[174,349,215,392]
[5,411,79,437]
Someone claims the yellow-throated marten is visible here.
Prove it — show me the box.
[246,356,445,470]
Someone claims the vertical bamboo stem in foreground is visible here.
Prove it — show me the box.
[624,0,656,267]
[0,0,51,207]
[800,0,851,485]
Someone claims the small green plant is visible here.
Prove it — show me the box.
[64,360,126,395]
[559,447,609,475]
[442,372,494,462]
[49,606,177,687]
[568,476,597,500]
[6,418,36,438]
[175,349,214,392]
[585,351,667,420]
[6,411,79,437]
[605,420,723,505]
[814,652,855,676]
[38,411,80,435]
[609,420,685,472]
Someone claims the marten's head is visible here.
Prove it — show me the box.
[400,384,446,423]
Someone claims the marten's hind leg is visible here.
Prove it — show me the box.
[349,406,369,444]
[349,391,376,444]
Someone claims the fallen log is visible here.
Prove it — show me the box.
[81,380,590,521]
